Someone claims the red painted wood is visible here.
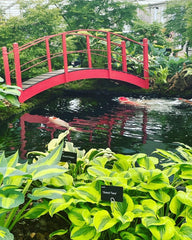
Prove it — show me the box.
[2,47,11,85]
[143,38,149,88]
[2,29,149,103]
[13,43,22,89]
[121,41,127,72]
[86,35,92,68]
[107,32,112,78]
[62,33,68,82]
[19,69,148,103]
[45,37,52,72]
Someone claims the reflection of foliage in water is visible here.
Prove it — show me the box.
[0,121,21,156]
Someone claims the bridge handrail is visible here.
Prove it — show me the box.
[2,29,149,88]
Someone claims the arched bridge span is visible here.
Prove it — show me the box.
[2,29,149,103]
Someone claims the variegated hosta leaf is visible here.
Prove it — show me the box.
[68,207,91,226]
[179,164,192,180]
[87,166,111,178]
[139,169,169,190]
[154,149,183,163]
[23,200,49,219]
[174,223,192,239]
[0,152,7,167]
[0,167,29,178]
[135,224,152,240]
[70,225,97,240]
[28,186,66,200]
[49,229,68,239]
[111,194,134,224]
[48,131,70,151]
[74,185,100,203]
[112,154,133,171]
[170,192,186,216]
[49,194,74,216]
[0,186,24,209]
[43,173,73,187]
[28,142,64,170]
[149,189,171,203]
[6,151,19,168]
[0,226,14,240]
[142,216,175,240]
[141,199,163,217]
[93,209,117,232]
[28,165,68,180]
[136,156,159,170]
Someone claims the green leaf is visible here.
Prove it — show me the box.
[87,166,111,178]
[23,201,49,219]
[154,149,183,163]
[180,164,192,179]
[111,194,134,223]
[43,173,73,187]
[0,152,6,167]
[0,226,14,240]
[5,95,20,107]
[93,210,117,232]
[149,189,171,203]
[29,142,64,170]
[49,229,68,238]
[137,156,159,170]
[29,165,67,180]
[68,207,91,226]
[70,225,96,240]
[74,185,100,203]
[0,186,24,209]
[142,216,175,240]
[28,187,66,200]
[170,192,186,216]
[49,194,74,216]
[6,151,19,168]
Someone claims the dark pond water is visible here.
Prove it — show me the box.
[1,94,192,159]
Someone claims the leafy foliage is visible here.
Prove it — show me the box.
[1,131,192,239]
[0,77,21,107]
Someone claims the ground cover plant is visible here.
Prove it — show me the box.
[0,131,192,239]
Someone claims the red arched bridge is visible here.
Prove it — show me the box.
[2,29,149,103]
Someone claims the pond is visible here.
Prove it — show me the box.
[1,94,192,160]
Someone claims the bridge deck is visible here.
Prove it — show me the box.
[22,68,86,90]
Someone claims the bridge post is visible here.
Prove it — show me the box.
[13,43,22,89]
[121,41,127,72]
[2,47,11,85]
[143,38,149,87]
[107,32,112,78]
[45,37,52,72]
[86,35,92,68]
[62,33,68,82]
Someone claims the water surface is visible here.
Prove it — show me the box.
[1,95,192,159]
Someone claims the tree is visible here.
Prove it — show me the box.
[48,0,139,32]
[164,0,188,47]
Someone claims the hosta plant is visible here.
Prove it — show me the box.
[1,131,192,240]
[0,139,68,239]
[27,134,192,240]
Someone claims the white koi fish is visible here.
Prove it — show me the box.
[48,116,77,131]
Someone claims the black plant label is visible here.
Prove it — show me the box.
[101,185,123,202]
[61,151,77,163]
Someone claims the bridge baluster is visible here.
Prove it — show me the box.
[107,32,112,78]
[2,47,11,85]
[13,43,22,89]
[121,41,127,72]
[45,37,52,72]
[86,35,92,68]
[143,38,149,87]
[62,33,68,82]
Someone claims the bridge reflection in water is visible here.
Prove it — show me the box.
[20,107,147,159]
